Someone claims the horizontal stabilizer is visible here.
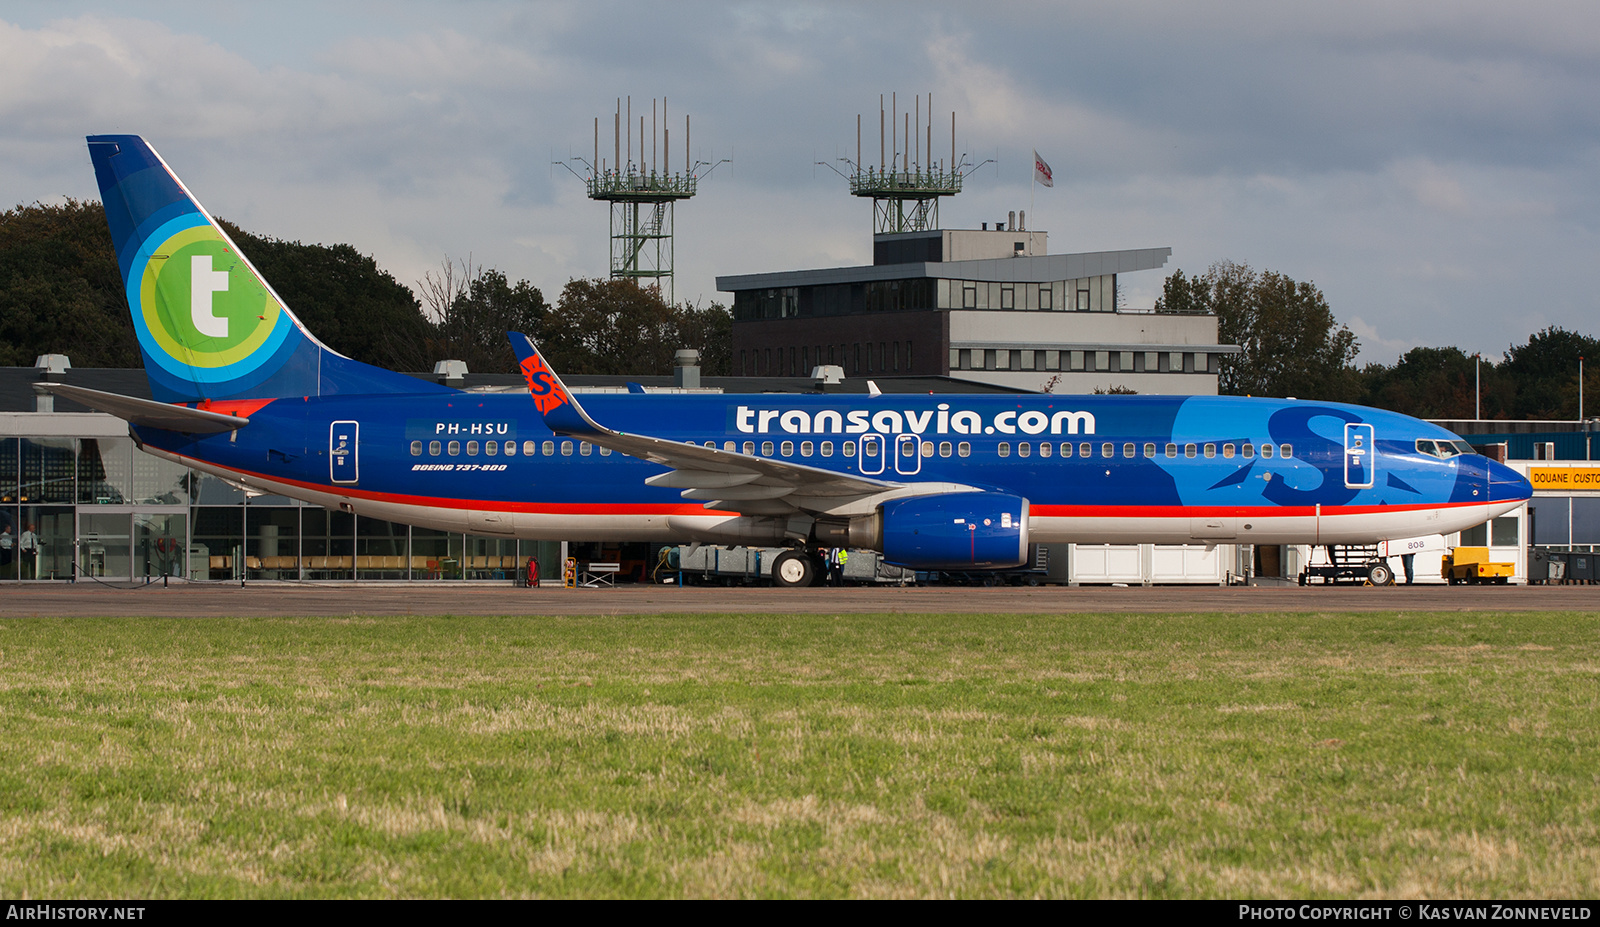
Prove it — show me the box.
[40,383,249,433]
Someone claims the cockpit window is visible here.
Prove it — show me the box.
[1417,438,1475,459]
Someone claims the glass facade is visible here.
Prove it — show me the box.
[0,434,561,582]
[731,274,1118,321]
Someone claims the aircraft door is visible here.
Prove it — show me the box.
[859,434,885,475]
[330,421,359,484]
[894,434,922,475]
[1344,423,1374,489]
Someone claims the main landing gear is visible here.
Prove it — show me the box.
[771,548,828,588]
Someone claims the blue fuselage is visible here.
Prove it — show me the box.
[132,391,1531,546]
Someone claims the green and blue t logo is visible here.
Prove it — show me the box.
[138,225,281,369]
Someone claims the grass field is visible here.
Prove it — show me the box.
[0,611,1596,898]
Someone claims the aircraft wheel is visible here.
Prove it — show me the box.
[1367,562,1394,586]
[772,549,816,588]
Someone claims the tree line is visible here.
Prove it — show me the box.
[3,200,1591,417]
[0,200,731,376]
[1157,261,1600,420]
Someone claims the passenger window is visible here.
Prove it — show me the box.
[1017,443,1030,458]
[1261,444,1274,459]
[542,440,555,456]
[485,440,497,456]
[780,440,794,456]
[724,440,736,452]
[561,441,573,456]
[1123,443,1135,458]
[821,441,834,457]
[1184,443,1197,458]
[998,442,1011,457]
[1222,444,1234,458]
[762,441,775,456]
[940,441,953,457]
[1165,443,1177,458]
[958,442,971,457]
[466,441,479,456]
[410,440,422,456]
[1101,442,1114,458]
[579,442,592,456]
[1078,442,1091,458]
[1039,442,1052,458]
[1242,443,1254,459]
[505,441,517,456]
[1144,443,1156,458]
[1280,444,1293,458]
[448,441,460,456]
[1203,443,1215,458]
[922,441,934,457]
[743,441,755,455]
[523,440,537,456]
[429,440,441,456]
[843,441,857,457]
[801,441,814,457]
[600,446,611,456]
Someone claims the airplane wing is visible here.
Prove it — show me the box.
[39,383,250,433]
[507,332,939,517]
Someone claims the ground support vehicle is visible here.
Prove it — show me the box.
[1441,546,1515,584]
[840,551,917,586]
[1298,544,1395,585]
[666,546,915,586]
[670,545,776,585]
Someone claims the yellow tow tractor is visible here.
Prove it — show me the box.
[1441,546,1515,585]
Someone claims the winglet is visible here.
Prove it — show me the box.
[507,332,606,436]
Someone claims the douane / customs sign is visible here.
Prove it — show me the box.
[1529,467,1600,490]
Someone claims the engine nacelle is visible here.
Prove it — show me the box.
[878,492,1030,570]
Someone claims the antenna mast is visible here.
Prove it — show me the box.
[557,97,726,305]
[829,92,964,235]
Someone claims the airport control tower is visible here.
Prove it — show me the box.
[843,93,965,235]
[573,97,720,305]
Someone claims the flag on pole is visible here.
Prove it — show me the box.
[1033,149,1054,187]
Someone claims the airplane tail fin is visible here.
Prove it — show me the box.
[507,331,607,437]
[87,135,446,404]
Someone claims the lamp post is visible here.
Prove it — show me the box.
[1475,353,1481,421]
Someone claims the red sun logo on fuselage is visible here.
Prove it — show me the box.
[519,355,570,415]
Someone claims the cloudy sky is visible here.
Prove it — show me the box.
[3,1,1597,365]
